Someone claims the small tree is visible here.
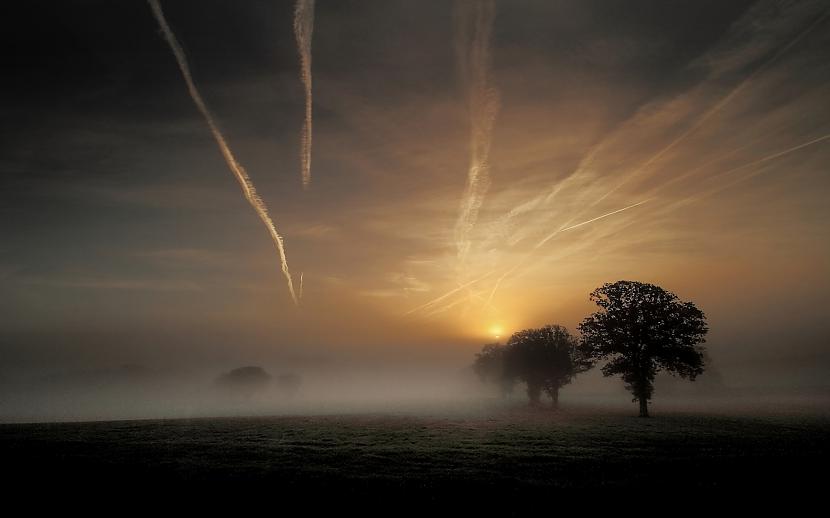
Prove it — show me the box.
[216,366,271,398]
[473,343,513,397]
[578,280,708,417]
[503,325,593,408]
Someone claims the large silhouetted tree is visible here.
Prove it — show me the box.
[578,281,708,417]
[502,325,593,408]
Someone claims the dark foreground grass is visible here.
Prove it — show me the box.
[2,409,827,498]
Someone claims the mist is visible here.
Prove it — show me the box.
[2,345,827,423]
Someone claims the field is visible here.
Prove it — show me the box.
[2,408,828,498]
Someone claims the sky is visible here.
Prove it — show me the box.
[2,0,829,403]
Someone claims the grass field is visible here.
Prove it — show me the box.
[2,407,828,498]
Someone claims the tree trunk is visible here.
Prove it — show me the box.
[551,387,559,409]
[638,397,649,418]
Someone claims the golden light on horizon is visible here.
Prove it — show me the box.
[489,324,505,341]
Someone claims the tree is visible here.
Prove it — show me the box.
[473,343,513,397]
[502,325,593,408]
[578,280,708,417]
[216,366,271,398]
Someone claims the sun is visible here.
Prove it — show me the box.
[489,324,505,341]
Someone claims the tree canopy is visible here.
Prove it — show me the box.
[578,280,708,417]
[474,325,592,408]
[505,325,593,407]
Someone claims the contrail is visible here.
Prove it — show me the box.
[294,0,315,189]
[424,285,496,318]
[493,6,828,248]
[571,7,830,214]
[484,199,651,306]
[508,9,827,255]
[405,270,493,316]
[667,133,830,209]
[479,7,829,313]
[420,199,651,316]
[454,0,499,266]
[520,133,830,298]
[536,199,652,249]
[147,0,298,305]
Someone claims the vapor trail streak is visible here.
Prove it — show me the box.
[667,133,830,208]
[148,0,298,305]
[454,0,499,266]
[445,6,828,317]
[294,0,315,189]
[536,199,652,249]
[509,133,830,304]
[483,199,651,306]
[424,285,496,317]
[495,7,828,249]
[405,271,493,316]
[570,8,830,214]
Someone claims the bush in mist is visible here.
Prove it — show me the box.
[474,325,593,408]
[215,366,271,398]
[578,280,708,417]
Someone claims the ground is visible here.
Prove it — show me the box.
[2,408,827,499]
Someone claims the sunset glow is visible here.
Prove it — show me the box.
[489,325,504,341]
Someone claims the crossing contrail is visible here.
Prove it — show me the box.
[666,133,830,209]
[424,3,829,318]
[483,199,651,306]
[405,271,493,316]
[454,0,499,267]
[485,132,826,304]
[148,0,299,305]
[294,0,315,189]
[424,284,497,318]
[536,199,652,249]
[492,6,828,251]
[559,7,830,224]
[422,199,651,316]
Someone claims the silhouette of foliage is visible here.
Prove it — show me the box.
[475,325,592,407]
[578,280,708,417]
[503,325,593,407]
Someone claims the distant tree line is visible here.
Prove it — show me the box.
[473,280,708,417]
